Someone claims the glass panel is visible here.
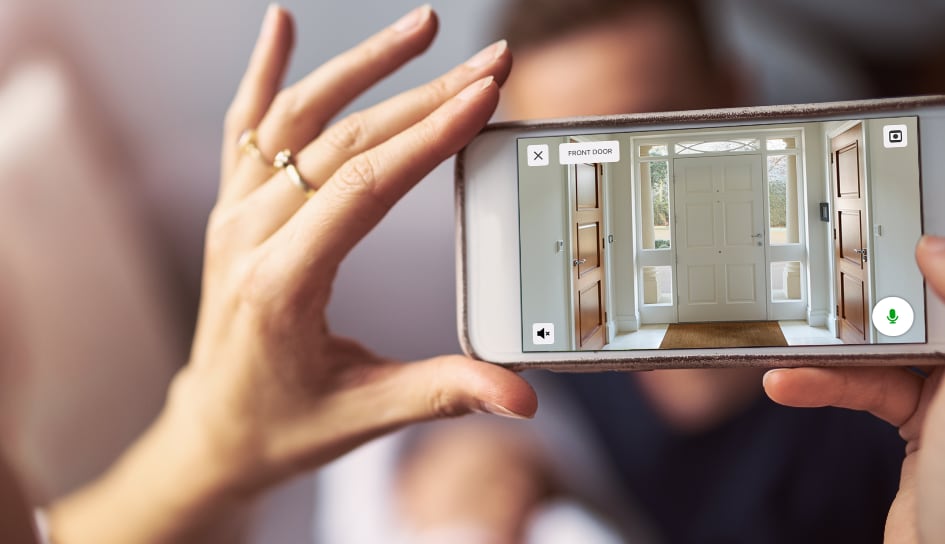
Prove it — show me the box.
[640,143,668,157]
[675,138,760,154]
[642,266,673,305]
[640,161,671,249]
[768,155,800,244]
[771,261,802,301]
[767,136,797,150]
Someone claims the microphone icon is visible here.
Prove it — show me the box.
[887,308,899,325]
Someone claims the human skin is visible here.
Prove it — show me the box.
[765,235,945,544]
[21,5,540,543]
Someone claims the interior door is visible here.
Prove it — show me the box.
[674,155,766,322]
[831,124,870,344]
[571,162,607,350]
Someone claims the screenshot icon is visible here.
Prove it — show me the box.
[883,124,908,148]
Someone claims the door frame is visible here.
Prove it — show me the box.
[631,128,809,326]
[826,120,874,343]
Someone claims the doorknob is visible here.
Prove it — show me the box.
[853,248,869,262]
[751,233,763,238]
[572,258,587,266]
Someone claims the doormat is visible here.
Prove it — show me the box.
[659,321,788,349]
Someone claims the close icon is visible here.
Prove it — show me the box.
[526,144,550,167]
[532,323,554,345]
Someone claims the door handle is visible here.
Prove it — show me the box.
[572,258,587,266]
[853,248,869,262]
[751,233,763,238]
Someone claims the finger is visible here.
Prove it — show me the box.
[916,234,945,300]
[221,4,294,185]
[373,355,539,423]
[224,5,438,202]
[234,40,511,241]
[268,75,499,281]
[763,367,923,427]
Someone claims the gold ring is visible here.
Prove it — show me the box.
[237,129,273,168]
[274,149,316,198]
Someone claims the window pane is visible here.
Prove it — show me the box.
[767,137,797,150]
[768,154,800,244]
[675,139,760,154]
[642,266,673,305]
[640,144,668,157]
[771,261,802,301]
[640,161,671,249]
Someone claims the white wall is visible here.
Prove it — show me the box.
[865,117,925,343]
[519,136,571,350]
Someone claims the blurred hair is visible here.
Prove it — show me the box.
[495,0,718,72]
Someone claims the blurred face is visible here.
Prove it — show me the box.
[502,5,734,119]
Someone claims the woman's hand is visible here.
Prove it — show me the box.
[764,235,945,543]
[47,6,536,543]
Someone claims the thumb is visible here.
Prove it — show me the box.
[917,235,945,301]
[382,355,538,424]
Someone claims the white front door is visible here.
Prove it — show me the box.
[674,155,767,322]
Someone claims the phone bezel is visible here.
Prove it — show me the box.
[457,96,945,370]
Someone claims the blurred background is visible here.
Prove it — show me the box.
[1,0,944,542]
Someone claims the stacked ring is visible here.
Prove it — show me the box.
[237,129,272,168]
[274,149,316,198]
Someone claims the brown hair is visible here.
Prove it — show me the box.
[494,0,719,72]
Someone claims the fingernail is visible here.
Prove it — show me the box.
[392,4,432,33]
[465,39,507,68]
[762,369,783,388]
[480,401,530,419]
[260,3,280,38]
[457,76,494,100]
[919,235,945,254]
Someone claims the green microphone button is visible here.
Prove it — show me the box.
[871,297,914,337]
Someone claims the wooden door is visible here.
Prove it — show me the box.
[674,155,766,322]
[571,162,607,350]
[832,124,870,344]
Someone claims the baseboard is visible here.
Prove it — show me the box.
[616,315,639,333]
[808,309,829,327]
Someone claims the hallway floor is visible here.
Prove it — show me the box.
[603,320,842,350]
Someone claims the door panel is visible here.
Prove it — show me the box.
[726,264,757,302]
[674,155,766,322]
[840,272,866,340]
[687,265,718,304]
[577,223,600,276]
[578,283,603,346]
[571,161,607,350]
[832,124,870,344]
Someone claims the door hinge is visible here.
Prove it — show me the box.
[830,153,834,164]
[833,228,837,240]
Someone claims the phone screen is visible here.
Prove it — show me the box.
[516,117,924,352]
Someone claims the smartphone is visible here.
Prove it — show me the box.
[457,96,945,370]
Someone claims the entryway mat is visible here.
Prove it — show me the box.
[659,321,788,349]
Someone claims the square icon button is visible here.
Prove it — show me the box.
[883,125,908,148]
[532,323,554,345]
[527,144,549,166]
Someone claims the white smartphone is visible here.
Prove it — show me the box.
[457,96,945,370]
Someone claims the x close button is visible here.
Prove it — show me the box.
[527,144,549,166]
